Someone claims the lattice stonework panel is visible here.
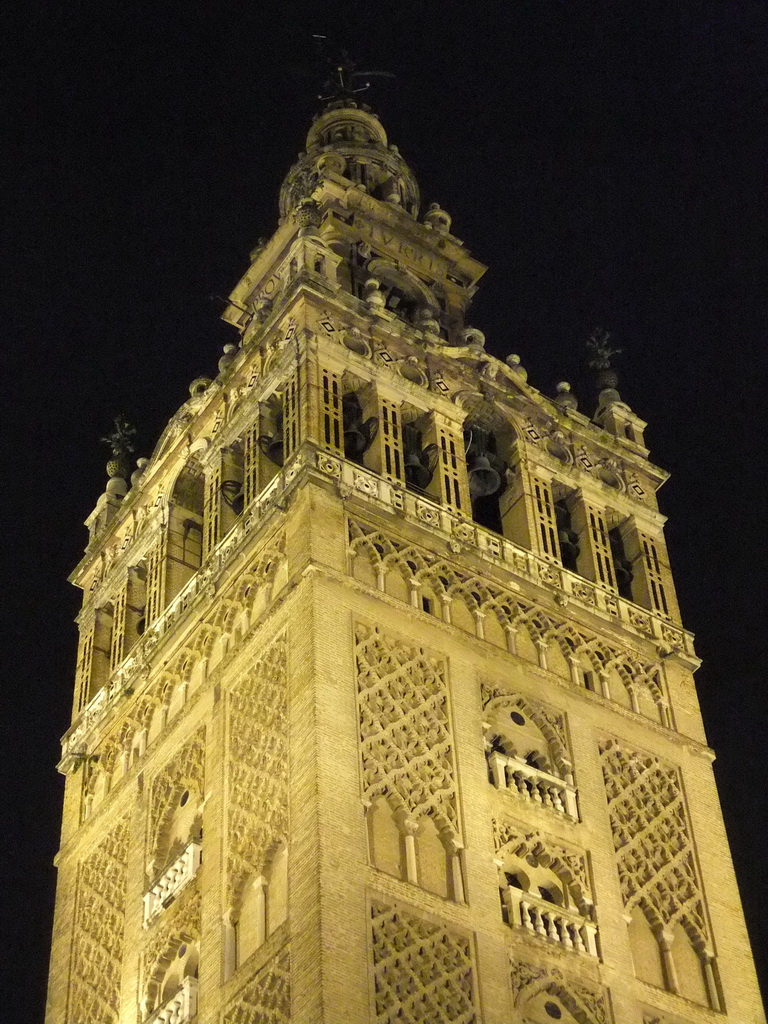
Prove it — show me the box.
[223,943,291,1024]
[68,817,130,1024]
[227,634,288,904]
[370,901,477,1024]
[599,739,708,941]
[355,623,458,830]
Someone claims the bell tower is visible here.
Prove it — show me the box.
[45,94,764,1024]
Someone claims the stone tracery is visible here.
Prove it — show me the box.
[226,634,289,906]
[223,943,291,1024]
[370,900,477,1024]
[509,957,610,1024]
[68,817,130,1024]
[355,622,458,832]
[599,739,707,941]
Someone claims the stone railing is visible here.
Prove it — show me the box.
[59,472,287,768]
[314,451,694,658]
[145,976,198,1024]
[143,840,202,926]
[488,751,578,821]
[502,885,598,957]
[61,442,694,769]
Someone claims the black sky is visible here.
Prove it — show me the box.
[4,2,767,1020]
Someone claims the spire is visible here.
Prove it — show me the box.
[280,52,419,222]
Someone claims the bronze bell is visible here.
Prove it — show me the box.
[221,479,245,515]
[468,453,501,498]
[344,426,368,460]
[258,432,284,466]
[404,450,433,491]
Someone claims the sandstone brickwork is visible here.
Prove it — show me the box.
[44,97,764,1024]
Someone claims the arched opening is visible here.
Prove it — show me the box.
[672,922,710,1006]
[236,876,265,967]
[89,601,114,699]
[167,460,204,603]
[342,387,378,468]
[154,785,203,880]
[464,425,505,534]
[415,815,449,899]
[628,905,665,989]
[220,441,245,535]
[367,797,404,879]
[554,496,580,573]
[126,563,147,650]
[486,704,554,773]
[401,417,438,497]
[266,843,288,936]
[155,940,199,1014]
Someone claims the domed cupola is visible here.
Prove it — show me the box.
[279,100,420,219]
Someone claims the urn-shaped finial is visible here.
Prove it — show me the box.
[424,202,452,234]
[554,381,578,411]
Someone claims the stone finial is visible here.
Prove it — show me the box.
[505,354,528,382]
[364,278,386,312]
[415,307,440,340]
[189,377,212,398]
[130,457,149,489]
[248,237,267,262]
[218,344,238,374]
[424,203,451,234]
[462,327,486,350]
[555,381,578,411]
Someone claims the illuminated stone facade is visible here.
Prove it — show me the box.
[45,100,764,1024]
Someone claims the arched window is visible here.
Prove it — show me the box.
[484,699,577,820]
[464,425,505,534]
[497,843,597,957]
[166,459,205,602]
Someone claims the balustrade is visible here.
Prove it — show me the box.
[488,750,578,821]
[503,885,598,957]
[62,442,693,773]
[143,841,201,926]
[145,977,198,1024]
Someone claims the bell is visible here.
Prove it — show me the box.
[258,433,284,466]
[404,451,432,491]
[344,426,368,460]
[220,479,245,515]
[468,454,501,498]
[560,538,580,564]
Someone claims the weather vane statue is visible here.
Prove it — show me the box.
[312,35,394,103]
[101,415,137,480]
[586,327,622,391]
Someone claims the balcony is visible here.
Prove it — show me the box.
[332,457,694,655]
[145,976,198,1024]
[143,841,201,926]
[503,885,598,958]
[488,750,578,821]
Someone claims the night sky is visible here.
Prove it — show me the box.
[5,2,767,1020]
